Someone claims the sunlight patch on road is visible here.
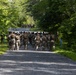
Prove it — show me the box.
[7,50,56,54]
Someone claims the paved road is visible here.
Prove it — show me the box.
[0,45,76,75]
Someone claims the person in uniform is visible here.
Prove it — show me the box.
[35,33,42,50]
[41,33,47,51]
[20,31,24,47]
[31,32,35,48]
[50,33,55,51]
[15,32,20,50]
[46,33,51,50]
[23,32,28,50]
[8,32,16,50]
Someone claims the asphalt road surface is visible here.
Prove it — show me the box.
[0,45,76,75]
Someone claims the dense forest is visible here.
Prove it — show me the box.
[0,0,76,51]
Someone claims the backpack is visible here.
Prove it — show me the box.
[42,36,46,41]
[35,35,40,41]
[10,39,15,45]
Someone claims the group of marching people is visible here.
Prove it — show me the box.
[7,31,55,51]
[8,32,20,50]
[29,32,55,51]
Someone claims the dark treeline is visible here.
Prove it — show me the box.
[27,0,76,51]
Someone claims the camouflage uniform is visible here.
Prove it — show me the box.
[46,34,51,50]
[20,33,24,47]
[41,34,47,51]
[8,32,16,50]
[15,35,20,50]
[31,32,35,47]
[50,34,55,51]
[35,33,41,50]
[28,33,32,45]
[23,32,28,50]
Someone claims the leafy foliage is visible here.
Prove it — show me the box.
[0,0,34,34]
[27,0,76,51]
[0,43,8,55]
[0,0,76,51]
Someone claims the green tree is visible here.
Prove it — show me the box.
[27,0,76,50]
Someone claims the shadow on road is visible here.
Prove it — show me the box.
[0,50,76,75]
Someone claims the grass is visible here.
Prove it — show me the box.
[54,47,76,61]
[0,43,8,55]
